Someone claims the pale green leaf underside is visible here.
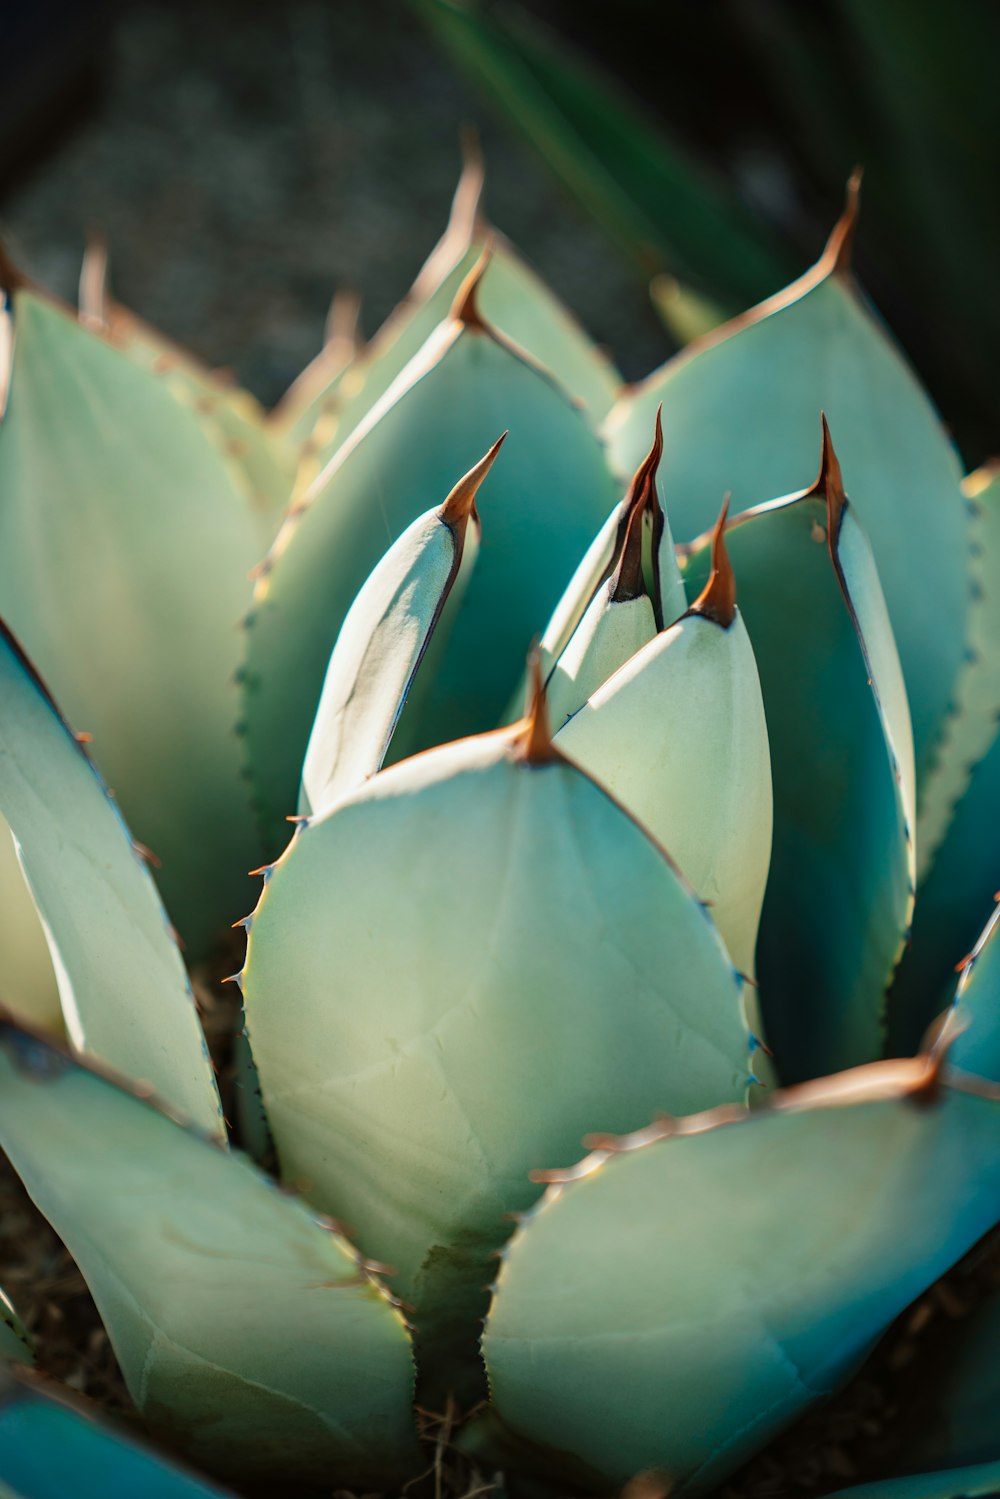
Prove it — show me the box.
[300,507,474,817]
[0,624,221,1135]
[0,819,60,1034]
[606,271,969,796]
[545,590,657,731]
[244,730,750,1390]
[243,324,619,847]
[0,1024,419,1491]
[0,291,265,956]
[485,1075,1000,1495]
[556,611,772,981]
[683,498,913,1082]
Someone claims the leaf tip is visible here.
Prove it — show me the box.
[807,413,848,547]
[450,245,494,331]
[515,646,560,765]
[822,166,864,278]
[439,431,507,526]
[688,496,736,626]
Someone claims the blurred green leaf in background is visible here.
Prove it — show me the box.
[415,0,1000,463]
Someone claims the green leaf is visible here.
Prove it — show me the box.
[949,902,1000,1085]
[0,622,222,1135]
[0,820,60,1034]
[0,1020,420,1492]
[276,152,620,496]
[412,0,794,303]
[299,441,499,818]
[0,1367,231,1497]
[540,411,684,731]
[606,190,970,796]
[0,1294,32,1367]
[682,429,914,1081]
[557,507,772,983]
[242,277,620,847]
[0,279,266,957]
[915,467,1000,876]
[483,1055,1000,1495]
[243,708,752,1396]
[823,1463,1000,1499]
[888,466,1000,1051]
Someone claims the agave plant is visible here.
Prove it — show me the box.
[0,155,998,1499]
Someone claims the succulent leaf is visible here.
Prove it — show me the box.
[0,1366,232,1497]
[605,182,970,796]
[682,427,915,1081]
[0,279,266,956]
[541,411,683,730]
[483,1055,1000,1495]
[243,707,752,1393]
[0,819,60,1034]
[557,503,772,983]
[278,151,620,496]
[78,272,296,549]
[242,269,620,846]
[913,467,1000,875]
[0,1019,420,1491]
[823,1465,1000,1499]
[0,621,222,1135]
[298,439,501,817]
[0,1292,33,1367]
[889,465,1000,1049]
[948,901,1000,1085]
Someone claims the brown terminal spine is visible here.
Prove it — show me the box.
[439,431,508,532]
[689,497,737,626]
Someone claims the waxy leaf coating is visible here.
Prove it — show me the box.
[244,720,751,1392]
[0,1021,420,1491]
[606,199,969,796]
[484,1058,1000,1495]
[0,621,221,1135]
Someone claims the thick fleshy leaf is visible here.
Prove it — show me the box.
[77,238,295,544]
[824,1464,1000,1499]
[243,702,752,1394]
[949,902,1000,1085]
[242,271,620,847]
[0,1020,420,1491]
[0,821,60,1033]
[477,236,621,421]
[541,411,683,731]
[682,431,914,1081]
[299,441,498,818]
[483,1054,1000,1496]
[0,276,265,955]
[889,467,1000,1050]
[606,185,970,795]
[0,623,221,1134]
[0,1294,32,1367]
[914,468,1000,874]
[277,151,620,492]
[0,1368,231,1497]
[558,507,771,982]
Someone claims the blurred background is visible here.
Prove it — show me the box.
[2,0,997,460]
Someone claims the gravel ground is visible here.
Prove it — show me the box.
[0,0,665,407]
